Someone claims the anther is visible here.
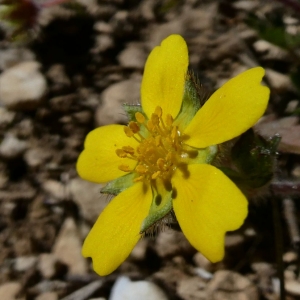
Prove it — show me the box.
[155,136,161,147]
[155,106,162,117]
[116,149,127,158]
[119,165,131,172]
[136,164,148,174]
[147,120,155,131]
[135,112,146,124]
[157,158,166,171]
[122,146,135,155]
[151,114,159,126]
[128,121,140,133]
[124,126,134,137]
[166,114,173,127]
[171,126,177,140]
[134,175,144,182]
[152,171,160,179]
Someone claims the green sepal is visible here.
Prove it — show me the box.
[140,179,173,233]
[101,172,136,196]
[175,72,210,129]
[182,144,218,165]
[230,129,280,189]
[123,104,143,122]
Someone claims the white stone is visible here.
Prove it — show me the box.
[109,277,168,300]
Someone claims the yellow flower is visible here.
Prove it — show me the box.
[77,35,270,276]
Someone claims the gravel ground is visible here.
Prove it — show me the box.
[0,0,300,299]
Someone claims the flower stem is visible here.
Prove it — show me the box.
[40,0,70,8]
[270,188,286,300]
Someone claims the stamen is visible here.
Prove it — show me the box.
[119,106,185,182]
[122,146,135,155]
[128,121,140,133]
[171,126,177,141]
[152,171,161,179]
[155,106,162,117]
[151,114,159,126]
[134,175,144,182]
[119,165,131,172]
[155,136,161,147]
[124,126,134,137]
[116,149,127,158]
[157,158,166,171]
[136,164,148,174]
[147,120,155,133]
[135,112,146,124]
[166,114,173,127]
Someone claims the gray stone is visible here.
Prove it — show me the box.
[0,134,28,159]
[68,178,104,223]
[265,68,296,92]
[155,230,194,258]
[286,279,300,296]
[193,252,215,273]
[24,147,53,168]
[36,292,58,300]
[95,77,141,126]
[206,270,259,300]
[0,61,47,110]
[93,34,114,53]
[0,48,35,70]
[177,276,207,300]
[0,282,21,300]
[43,180,66,201]
[14,256,37,272]
[0,107,15,127]
[118,43,146,69]
[53,217,88,275]
[38,253,58,279]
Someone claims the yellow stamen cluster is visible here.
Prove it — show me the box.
[116,107,184,182]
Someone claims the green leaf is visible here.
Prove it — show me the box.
[231,129,280,189]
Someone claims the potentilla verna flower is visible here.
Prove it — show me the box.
[77,34,270,276]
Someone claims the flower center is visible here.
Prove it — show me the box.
[116,106,185,182]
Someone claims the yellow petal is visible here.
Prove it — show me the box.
[82,181,152,276]
[184,67,270,148]
[141,34,188,119]
[77,125,138,183]
[172,164,248,262]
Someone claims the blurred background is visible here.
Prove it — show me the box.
[0,0,300,299]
